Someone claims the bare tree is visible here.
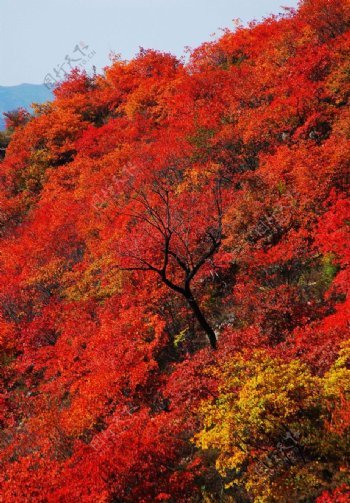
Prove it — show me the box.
[118,172,224,349]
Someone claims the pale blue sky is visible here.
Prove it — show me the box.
[1,0,299,86]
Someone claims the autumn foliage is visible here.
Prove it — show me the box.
[0,1,349,501]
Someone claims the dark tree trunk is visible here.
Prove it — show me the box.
[185,288,217,350]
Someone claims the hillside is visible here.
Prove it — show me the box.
[0,1,349,502]
[0,84,53,129]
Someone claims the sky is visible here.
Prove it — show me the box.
[1,0,299,87]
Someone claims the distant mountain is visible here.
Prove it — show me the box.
[0,84,53,130]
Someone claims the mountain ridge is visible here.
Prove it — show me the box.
[0,83,53,129]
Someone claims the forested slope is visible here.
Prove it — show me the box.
[0,1,349,501]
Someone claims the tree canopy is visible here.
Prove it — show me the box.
[0,1,349,501]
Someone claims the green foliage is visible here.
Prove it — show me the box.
[173,327,189,348]
[321,253,340,287]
